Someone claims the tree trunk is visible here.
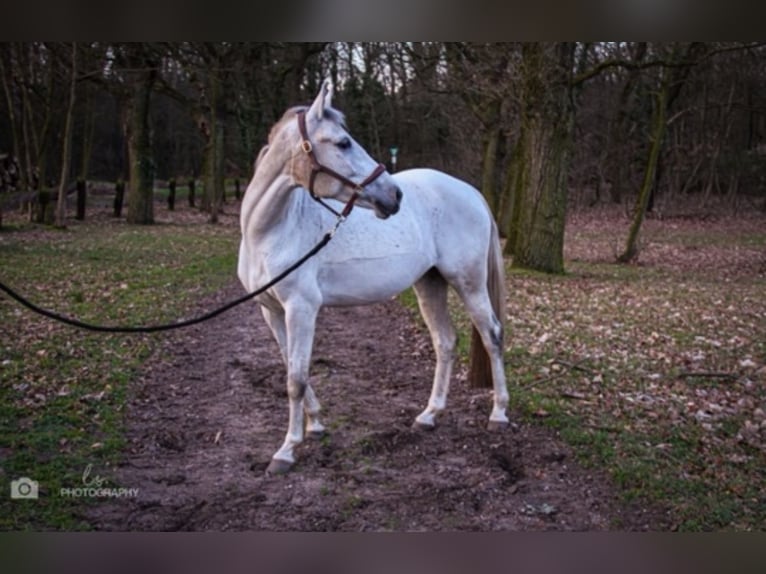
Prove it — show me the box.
[167,178,176,211]
[510,112,572,273]
[0,46,23,189]
[188,178,196,208]
[507,43,575,275]
[113,179,125,217]
[500,135,522,246]
[78,82,96,183]
[20,85,34,191]
[211,117,225,222]
[200,70,225,224]
[200,132,212,214]
[480,123,502,214]
[32,61,56,193]
[605,42,647,205]
[126,69,156,225]
[55,43,77,228]
[75,178,86,220]
[35,189,53,224]
[617,75,668,263]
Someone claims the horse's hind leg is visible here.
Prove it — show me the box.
[451,282,509,429]
[412,269,457,429]
[261,306,325,439]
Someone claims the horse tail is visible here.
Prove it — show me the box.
[468,218,506,388]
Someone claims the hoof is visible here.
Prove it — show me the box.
[307,429,326,440]
[487,420,509,432]
[412,421,436,432]
[266,458,293,475]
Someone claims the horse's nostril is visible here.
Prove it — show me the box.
[395,187,403,203]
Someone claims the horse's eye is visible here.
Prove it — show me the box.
[336,137,351,150]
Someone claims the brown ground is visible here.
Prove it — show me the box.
[88,281,667,531]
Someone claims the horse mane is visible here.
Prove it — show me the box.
[249,103,350,187]
[267,105,348,146]
[268,107,303,144]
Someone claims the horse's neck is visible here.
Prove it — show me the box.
[241,148,304,239]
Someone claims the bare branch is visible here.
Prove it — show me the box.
[572,42,766,86]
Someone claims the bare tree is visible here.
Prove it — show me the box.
[617,43,707,262]
[54,43,77,228]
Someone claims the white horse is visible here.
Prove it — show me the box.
[238,79,509,473]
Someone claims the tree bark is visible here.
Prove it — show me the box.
[605,42,648,205]
[200,69,226,224]
[500,136,522,246]
[480,121,502,213]
[188,178,196,208]
[113,179,125,217]
[167,178,176,211]
[617,43,706,263]
[75,178,86,220]
[0,45,23,189]
[55,43,77,228]
[126,68,156,225]
[200,117,225,221]
[3,43,55,195]
[32,60,56,193]
[507,43,575,275]
[618,73,668,263]
[78,81,96,183]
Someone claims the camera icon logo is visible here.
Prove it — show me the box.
[10,477,39,500]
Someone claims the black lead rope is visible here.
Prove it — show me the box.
[0,228,337,334]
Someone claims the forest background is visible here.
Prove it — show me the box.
[2,42,765,272]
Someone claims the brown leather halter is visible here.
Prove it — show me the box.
[297,109,386,218]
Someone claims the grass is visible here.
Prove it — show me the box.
[152,179,246,204]
[0,208,240,530]
[401,212,766,531]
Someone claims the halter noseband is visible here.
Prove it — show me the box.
[296,110,386,218]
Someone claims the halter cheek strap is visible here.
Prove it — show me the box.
[296,110,386,218]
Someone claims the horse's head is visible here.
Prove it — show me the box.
[286,79,402,219]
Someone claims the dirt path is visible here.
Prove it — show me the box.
[88,282,665,531]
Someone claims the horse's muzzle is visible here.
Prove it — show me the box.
[373,186,402,219]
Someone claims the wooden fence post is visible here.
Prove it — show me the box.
[188,178,196,208]
[168,178,176,211]
[114,179,125,218]
[35,190,50,223]
[76,178,86,220]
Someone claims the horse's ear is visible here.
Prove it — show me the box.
[308,78,333,121]
[324,79,334,109]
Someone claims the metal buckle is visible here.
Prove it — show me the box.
[301,140,312,154]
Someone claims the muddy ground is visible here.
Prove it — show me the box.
[88,282,667,531]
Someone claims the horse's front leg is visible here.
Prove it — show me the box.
[267,299,319,474]
[261,305,325,440]
[303,384,326,438]
[412,270,456,429]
